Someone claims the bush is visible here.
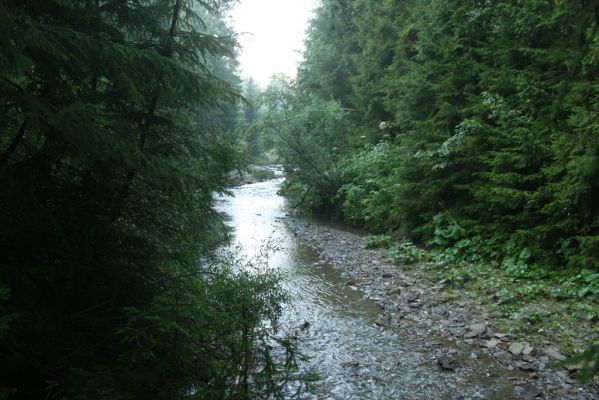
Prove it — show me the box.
[336,143,403,231]
[365,234,393,249]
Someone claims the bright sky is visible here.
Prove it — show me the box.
[229,0,318,87]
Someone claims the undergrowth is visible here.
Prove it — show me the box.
[373,234,599,379]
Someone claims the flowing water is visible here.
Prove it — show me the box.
[216,177,519,400]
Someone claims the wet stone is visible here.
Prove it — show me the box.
[509,342,525,356]
[387,287,401,295]
[437,354,459,371]
[341,361,360,369]
[518,363,537,372]
[405,291,420,302]
[464,322,487,338]
[522,344,535,356]
[543,348,567,361]
[483,339,500,348]
[556,370,576,383]
[517,384,542,399]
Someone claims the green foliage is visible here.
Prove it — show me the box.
[389,242,428,266]
[337,143,403,231]
[281,0,599,272]
[364,234,393,249]
[567,343,599,383]
[261,79,357,213]
[430,213,466,247]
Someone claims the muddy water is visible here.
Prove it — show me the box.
[216,177,518,400]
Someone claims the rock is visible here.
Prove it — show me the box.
[387,286,401,295]
[522,354,535,363]
[565,361,585,372]
[556,369,576,383]
[494,350,513,364]
[517,384,542,399]
[341,361,359,368]
[464,322,486,338]
[405,291,420,302]
[518,363,537,372]
[437,355,459,371]
[543,348,567,361]
[483,339,500,348]
[509,342,525,356]
[522,344,535,356]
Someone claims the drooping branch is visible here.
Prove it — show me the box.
[289,184,313,217]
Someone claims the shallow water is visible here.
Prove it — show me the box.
[216,177,518,400]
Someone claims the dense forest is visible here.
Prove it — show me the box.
[270,0,599,267]
[248,0,599,301]
[2,0,599,398]
[242,0,599,379]
[0,1,303,399]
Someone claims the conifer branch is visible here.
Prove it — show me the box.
[0,118,28,169]
[138,0,182,149]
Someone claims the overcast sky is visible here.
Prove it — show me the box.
[228,0,318,87]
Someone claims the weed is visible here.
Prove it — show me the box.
[364,234,393,249]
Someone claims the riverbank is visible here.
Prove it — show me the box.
[284,217,599,400]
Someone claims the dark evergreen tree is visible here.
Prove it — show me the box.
[0,1,299,398]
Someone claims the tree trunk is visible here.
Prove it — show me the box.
[138,0,182,149]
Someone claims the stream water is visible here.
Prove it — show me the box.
[216,177,519,400]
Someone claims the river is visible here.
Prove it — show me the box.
[216,176,520,399]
